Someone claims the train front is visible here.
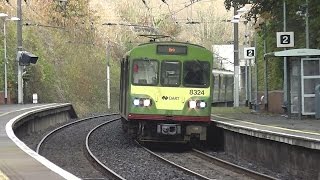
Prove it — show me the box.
[123,42,212,143]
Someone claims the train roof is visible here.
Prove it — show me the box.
[137,41,206,49]
[123,41,210,57]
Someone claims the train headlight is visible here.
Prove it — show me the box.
[199,101,206,108]
[133,98,152,107]
[143,99,151,107]
[133,99,140,106]
[189,100,197,109]
[189,100,206,109]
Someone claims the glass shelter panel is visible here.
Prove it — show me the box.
[290,59,300,114]
[303,60,320,76]
[304,78,320,94]
[304,97,315,114]
[301,58,320,115]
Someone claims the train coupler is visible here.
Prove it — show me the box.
[157,124,181,135]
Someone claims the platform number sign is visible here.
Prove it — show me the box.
[244,47,255,59]
[277,32,294,48]
[281,35,290,44]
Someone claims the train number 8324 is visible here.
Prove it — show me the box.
[189,89,205,95]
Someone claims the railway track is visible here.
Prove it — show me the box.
[87,119,202,179]
[37,115,201,179]
[138,142,278,180]
[36,114,278,179]
[86,118,125,180]
[37,114,121,179]
[191,149,278,180]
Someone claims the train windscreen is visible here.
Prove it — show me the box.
[161,61,181,86]
[132,59,158,85]
[183,60,210,87]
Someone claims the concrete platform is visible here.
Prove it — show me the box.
[0,104,79,180]
[211,110,320,179]
[211,111,320,150]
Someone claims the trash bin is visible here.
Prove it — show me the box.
[315,85,320,119]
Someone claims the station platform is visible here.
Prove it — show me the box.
[0,104,79,180]
[211,109,320,150]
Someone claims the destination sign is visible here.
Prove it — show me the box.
[157,45,188,55]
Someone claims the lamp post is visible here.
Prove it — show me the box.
[230,6,250,107]
[106,41,110,109]
[236,7,252,108]
[1,13,19,104]
[0,13,8,104]
[17,0,23,104]
[232,7,240,107]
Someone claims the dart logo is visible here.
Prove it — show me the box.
[162,96,179,100]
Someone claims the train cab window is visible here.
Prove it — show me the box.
[183,60,210,87]
[160,61,181,86]
[132,59,158,86]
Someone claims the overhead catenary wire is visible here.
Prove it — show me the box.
[161,0,173,17]
[141,0,158,30]
[166,0,202,18]
[212,52,234,65]
[23,0,51,24]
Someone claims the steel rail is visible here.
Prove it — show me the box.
[135,140,211,180]
[192,149,278,180]
[36,113,118,153]
[85,118,125,180]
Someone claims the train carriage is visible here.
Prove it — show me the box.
[119,40,213,143]
[212,69,234,107]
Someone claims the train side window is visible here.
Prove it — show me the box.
[161,61,181,87]
[132,59,158,86]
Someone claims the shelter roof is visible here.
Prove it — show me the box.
[265,48,320,57]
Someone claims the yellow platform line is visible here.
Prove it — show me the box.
[212,114,320,136]
[0,170,9,180]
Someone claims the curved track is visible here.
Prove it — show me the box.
[86,119,125,180]
[36,113,278,179]
[37,114,120,179]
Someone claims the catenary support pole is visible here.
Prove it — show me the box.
[3,20,8,104]
[17,0,23,104]
[106,41,111,109]
[283,0,288,109]
[233,7,240,107]
[263,24,268,111]
[306,0,309,49]
[254,31,259,111]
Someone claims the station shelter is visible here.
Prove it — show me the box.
[265,48,320,119]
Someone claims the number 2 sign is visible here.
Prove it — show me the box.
[244,47,255,59]
[277,32,294,48]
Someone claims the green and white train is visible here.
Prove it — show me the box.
[119,39,213,143]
